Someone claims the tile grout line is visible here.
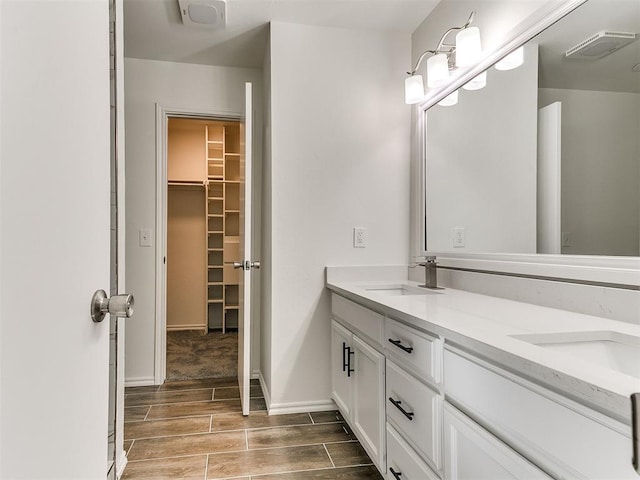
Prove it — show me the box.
[204,452,210,480]
[142,406,151,421]
[245,429,249,451]
[308,412,315,424]
[211,388,216,401]
[123,421,347,442]
[323,443,336,468]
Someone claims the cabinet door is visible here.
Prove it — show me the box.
[352,335,386,471]
[331,320,353,418]
[444,403,551,480]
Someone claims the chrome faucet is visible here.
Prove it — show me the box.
[419,256,438,289]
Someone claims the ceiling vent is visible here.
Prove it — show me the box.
[565,31,637,59]
[178,0,226,28]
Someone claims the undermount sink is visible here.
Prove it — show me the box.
[511,330,640,378]
[362,284,440,296]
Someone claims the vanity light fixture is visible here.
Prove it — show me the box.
[404,11,483,105]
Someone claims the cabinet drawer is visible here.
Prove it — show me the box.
[385,317,442,385]
[444,348,636,479]
[332,293,383,346]
[443,402,552,479]
[386,360,442,471]
[387,424,440,480]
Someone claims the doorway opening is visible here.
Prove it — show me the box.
[164,116,243,380]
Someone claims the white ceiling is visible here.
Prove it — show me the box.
[123,0,440,68]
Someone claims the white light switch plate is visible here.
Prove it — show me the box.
[139,229,152,247]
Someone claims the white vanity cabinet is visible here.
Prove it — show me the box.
[330,291,636,480]
[331,294,386,472]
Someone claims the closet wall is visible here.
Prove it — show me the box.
[167,117,241,332]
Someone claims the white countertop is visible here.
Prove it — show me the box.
[326,266,640,424]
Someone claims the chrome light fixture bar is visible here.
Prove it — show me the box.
[405,11,483,105]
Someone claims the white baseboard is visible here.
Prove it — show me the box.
[125,376,156,387]
[256,370,272,412]
[116,450,128,479]
[267,399,337,416]
[166,325,206,332]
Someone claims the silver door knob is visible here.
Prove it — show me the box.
[233,261,246,270]
[250,261,261,269]
[91,289,134,323]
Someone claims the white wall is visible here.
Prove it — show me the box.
[539,88,640,256]
[124,59,263,383]
[260,34,273,394]
[425,44,539,253]
[265,22,411,411]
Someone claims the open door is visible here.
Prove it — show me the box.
[0,1,133,477]
[237,82,255,415]
[537,102,562,254]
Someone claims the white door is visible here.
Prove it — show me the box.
[331,320,354,417]
[238,82,254,415]
[352,335,386,471]
[537,102,562,254]
[0,1,112,478]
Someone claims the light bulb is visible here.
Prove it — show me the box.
[405,75,425,104]
[456,26,482,68]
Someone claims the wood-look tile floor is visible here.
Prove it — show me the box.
[123,378,383,479]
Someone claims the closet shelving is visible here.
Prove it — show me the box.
[206,123,241,333]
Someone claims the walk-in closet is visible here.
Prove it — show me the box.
[166,117,242,380]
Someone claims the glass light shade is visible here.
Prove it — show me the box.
[495,46,524,71]
[427,54,449,88]
[438,90,458,107]
[405,74,425,104]
[462,71,487,91]
[455,26,482,68]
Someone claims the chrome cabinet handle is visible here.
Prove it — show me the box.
[91,290,134,323]
[388,338,413,353]
[389,397,415,420]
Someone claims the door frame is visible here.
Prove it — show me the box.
[154,104,244,384]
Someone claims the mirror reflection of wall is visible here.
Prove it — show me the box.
[424,0,640,257]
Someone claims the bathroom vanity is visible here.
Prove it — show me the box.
[327,267,640,479]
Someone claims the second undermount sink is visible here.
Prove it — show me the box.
[511,330,640,379]
[362,284,441,296]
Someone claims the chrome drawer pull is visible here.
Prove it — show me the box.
[388,338,413,353]
[389,467,403,479]
[389,397,415,420]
